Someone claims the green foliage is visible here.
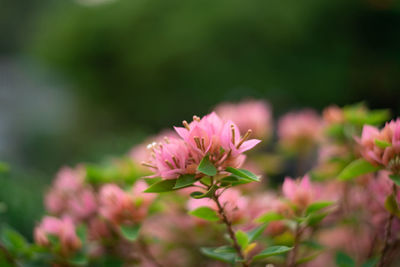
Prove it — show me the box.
[189,184,218,199]
[173,174,196,189]
[384,194,400,218]
[235,230,249,250]
[338,159,381,180]
[119,224,141,242]
[252,246,292,261]
[255,212,284,223]
[144,179,177,193]
[189,207,220,221]
[389,174,400,187]
[335,251,355,267]
[197,156,217,176]
[374,139,391,149]
[201,247,236,264]
[247,224,268,242]
[225,167,260,182]
[305,201,334,216]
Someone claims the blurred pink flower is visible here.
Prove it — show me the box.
[322,105,344,124]
[282,175,318,209]
[45,166,97,222]
[99,182,155,225]
[278,109,322,151]
[215,99,273,139]
[34,216,81,256]
[358,119,400,173]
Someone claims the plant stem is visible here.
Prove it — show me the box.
[212,192,249,267]
[287,224,302,267]
[0,243,15,265]
[378,184,398,267]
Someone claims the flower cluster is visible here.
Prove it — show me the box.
[358,119,400,173]
[143,112,261,179]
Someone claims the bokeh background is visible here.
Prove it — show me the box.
[1,0,400,240]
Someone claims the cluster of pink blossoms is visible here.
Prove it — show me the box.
[34,216,81,256]
[45,167,97,222]
[278,109,323,151]
[358,119,400,172]
[143,112,261,179]
[35,165,157,258]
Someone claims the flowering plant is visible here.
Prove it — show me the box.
[1,100,399,267]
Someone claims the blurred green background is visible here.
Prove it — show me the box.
[1,0,400,239]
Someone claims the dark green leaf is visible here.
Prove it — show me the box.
[68,252,88,266]
[389,174,400,187]
[306,201,334,216]
[307,212,328,226]
[252,246,292,261]
[361,258,378,267]
[144,179,177,193]
[173,174,196,189]
[248,223,267,242]
[225,167,260,182]
[189,207,220,221]
[338,159,381,180]
[200,247,236,263]
[189,184,218,199]
[119,224,141,241]
[198,156,217,176]
[255,212,284,223]
[335,251,355,267]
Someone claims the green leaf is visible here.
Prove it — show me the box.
[338,159,381,180]
[200,247,236,264]
[248,223,268,242]
[384,194,400,218]
[214,246,236,254]
[173,174,196,189]
[252,246,292,261]
[374,139,391,149]
[189,184,218,199]
[225,167,260,182]
[255,212,284,223]
[0,226,28,255]
[335,251,355,267]
[189,206,220,221]
[198,156,217,176]
[389,174,400,187]
[144,179,177,193]
[119,224,141,241]
[68,252,88,266]
[307,212,328,226]
[361,258,378,267]
[235,230,249,249]
[306,201,334,216]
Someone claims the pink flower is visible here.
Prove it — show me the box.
[278,109,322,151]
[99,182,155,225]
[45,166,97,222]
[358,119,400,172]
[282,175,317,209]
[144,112,261,179]
[322,105,344,124]
[215,99,273,139]
[145,137,195,179]
[34,216,81,256]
